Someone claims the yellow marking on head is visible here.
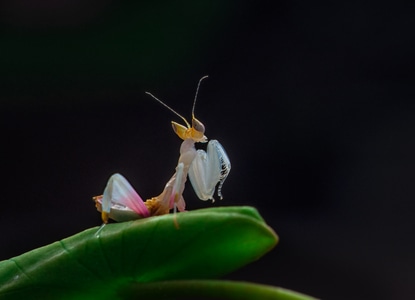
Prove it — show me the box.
[171,121,207,142]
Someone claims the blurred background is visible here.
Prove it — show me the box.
[1,1,414,299]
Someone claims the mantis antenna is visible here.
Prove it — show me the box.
[145,75,209,125]
[192,75,209,118]
[145,91,191,128]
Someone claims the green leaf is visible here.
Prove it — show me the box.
[120,280,318,300]
[0,206,278,300]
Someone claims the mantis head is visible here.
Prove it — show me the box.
[171,116,207,143]
[146,75,209,143]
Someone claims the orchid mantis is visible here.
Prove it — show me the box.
[94,76,231,224]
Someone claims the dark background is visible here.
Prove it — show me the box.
[1,1,414,299]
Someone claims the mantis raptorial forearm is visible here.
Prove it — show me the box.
[93,76,231,224]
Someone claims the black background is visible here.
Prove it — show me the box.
[1,1,414,299]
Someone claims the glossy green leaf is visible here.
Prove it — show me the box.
[120,280,318,300]
[0,206,278,300]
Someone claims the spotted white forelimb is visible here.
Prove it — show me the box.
[189,140,231,201]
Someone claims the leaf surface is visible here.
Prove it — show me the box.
[0,206,278,300]
[120,280,318,300]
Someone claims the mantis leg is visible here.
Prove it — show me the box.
[148,138,197,214]
[96,173,150,223]
[188,140,231,201]
[94,139,197,224]
[171,162,184,213]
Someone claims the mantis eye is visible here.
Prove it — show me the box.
[192,118,205,134]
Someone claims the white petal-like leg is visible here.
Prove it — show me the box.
[188,140,231,201]
[171,162,184,213]
[168,139,197,210]
[101,173,150,222]
[148,139,196,215]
